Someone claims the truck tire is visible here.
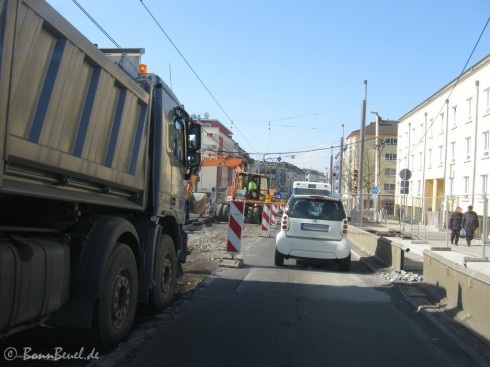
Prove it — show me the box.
[222,203,230,222]
[147,234,177,313]
[252,206,261,224]
[246,207,253,223]
[95,243,138,350]
[216,203,224,222]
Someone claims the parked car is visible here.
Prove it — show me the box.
[275,195,351,271]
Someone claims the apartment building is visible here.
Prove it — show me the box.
[397,53,490,227]
[345,120,398,214]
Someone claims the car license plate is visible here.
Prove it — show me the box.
[301,223,330,232]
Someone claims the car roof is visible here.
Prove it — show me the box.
[288,194,340,202]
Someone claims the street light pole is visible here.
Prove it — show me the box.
[371,111,380,222]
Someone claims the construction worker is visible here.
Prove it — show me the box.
[248,178,258,198]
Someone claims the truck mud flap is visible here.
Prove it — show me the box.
[0,237,69,334]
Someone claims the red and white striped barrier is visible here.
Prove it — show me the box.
[260,203,271,237]
[227,201,245,256]
[270,203,278,229]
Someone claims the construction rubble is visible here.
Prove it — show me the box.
[379,269,424,283]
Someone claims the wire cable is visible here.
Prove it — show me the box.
[138,0,258,153]
[71,0,121,48]
[401,15,490,162]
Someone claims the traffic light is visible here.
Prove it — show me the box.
[352,185,358,193]
[353,169,358,180]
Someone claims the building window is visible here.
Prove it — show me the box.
[467,98,472,122]
[385,138,397,145]
[429,119,434,137]
[384,168,396,176]
[418,152,423,170]
[449,177,454,194]
[450,141,456,163]
[485,87,490,113]
[438,146,443,166]
[417,180,421,195]
[383,183,395,191]
[385,153,397,161]
[464,176,470,194]
[483,131,490,157]
[465,137,471,161]
[439,113,444,134]
[482,175,488,194]
[428,149,432,168]
[452,105,457,127]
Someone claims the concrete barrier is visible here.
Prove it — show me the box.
[349,226,405,271]
[423,250,490,334]
[350,225,490,340]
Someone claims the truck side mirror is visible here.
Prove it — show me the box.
[187,123,201,153]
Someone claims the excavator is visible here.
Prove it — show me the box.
[186,152,272,224]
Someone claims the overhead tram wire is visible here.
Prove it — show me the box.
[138,0,258,154]
[71,0,121,48]
[401,15,490,162]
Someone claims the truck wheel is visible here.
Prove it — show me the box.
[216,203,224,222]
[147,234,177,313]
[246,207,253,223]
[222,204,230,221]
[95,243,138,350]
[252,206,261,224]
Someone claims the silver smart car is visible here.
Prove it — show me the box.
[275,195,351,271]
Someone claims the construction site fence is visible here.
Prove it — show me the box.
[343,193,490,242]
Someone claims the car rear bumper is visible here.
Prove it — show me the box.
[275,231,351,260]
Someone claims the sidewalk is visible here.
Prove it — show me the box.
[361,219,490,277]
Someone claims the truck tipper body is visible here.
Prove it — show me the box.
[0,0,201,349]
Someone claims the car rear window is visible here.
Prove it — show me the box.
[288,198,345,221]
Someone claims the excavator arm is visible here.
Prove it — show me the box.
[185,152,245,200]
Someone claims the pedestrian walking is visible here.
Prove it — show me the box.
[461,205,479,246]
[448,206,463,245]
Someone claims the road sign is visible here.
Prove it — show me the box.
[399,169,412,180]
[276,192,282,199]
[371,186,380,195]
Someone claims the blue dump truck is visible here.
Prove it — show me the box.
[0,0,201,349]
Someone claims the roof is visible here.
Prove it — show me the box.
[347,119,398,139]
[399,52,490,120]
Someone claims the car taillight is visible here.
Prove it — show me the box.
[342,219,348,235]
[281,215,289,231]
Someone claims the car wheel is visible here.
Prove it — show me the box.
[274,249,285,266]
[339,253,351,272]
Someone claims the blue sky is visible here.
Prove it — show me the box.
[46,0,490,172]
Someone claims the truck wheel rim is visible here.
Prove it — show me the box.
[160,257,173,296]
[113,270,130,327]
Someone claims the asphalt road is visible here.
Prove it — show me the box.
[2,231,485,367]
[120,235,481,367]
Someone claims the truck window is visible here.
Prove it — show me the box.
[173,116,184,162]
